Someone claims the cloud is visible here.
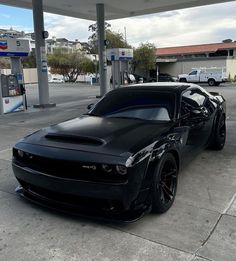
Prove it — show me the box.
[130,10,180,19]
[44,13,93,42]
[0,14,11,19]
[155,11,180,18]
[0,24,32,32]
[108,1,236,47]
[3,1,236,48]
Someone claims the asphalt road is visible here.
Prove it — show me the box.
[25,83,100,107]
[0,83,236,261]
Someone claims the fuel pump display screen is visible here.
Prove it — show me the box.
[1,74,20,97]
[8,75,21,96]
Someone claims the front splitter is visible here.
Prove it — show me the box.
[15,185,151,223]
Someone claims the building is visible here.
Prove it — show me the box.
[22,33,35,50]
[46,37,84,54]
[156,42,236,80]
[0,27,25,38]
[0,28,86,55]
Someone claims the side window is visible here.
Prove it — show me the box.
[189,71,197,76]
[181,90,206,116]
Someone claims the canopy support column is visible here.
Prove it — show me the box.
[96,3,107,96]
[32,0,55,108]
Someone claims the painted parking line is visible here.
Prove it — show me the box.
[224,192,236,214]
[0,148,12,161]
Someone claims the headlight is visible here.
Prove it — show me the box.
[102,164,112,173]
[115,165,127,175]
[17,149,24,158]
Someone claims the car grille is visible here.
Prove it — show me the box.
[17,179,125,213]
[13,149,127,183]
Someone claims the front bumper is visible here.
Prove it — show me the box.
[15,185,149,222]
[12,159,150,222]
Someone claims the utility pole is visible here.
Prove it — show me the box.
[124,27,127,43]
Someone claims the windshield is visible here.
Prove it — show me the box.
[89,89,175,121]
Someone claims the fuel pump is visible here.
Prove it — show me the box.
[0,73,25,114]
[0,38,30,114]
[107,48,133,89]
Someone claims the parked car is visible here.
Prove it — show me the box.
[178,67,227,86]
[133,74,148,83]
[12,82,226,222]
[134,73,177,83]
[158,73,177,82]
[49,77,64,83]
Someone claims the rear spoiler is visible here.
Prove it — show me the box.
[209,92,225,104]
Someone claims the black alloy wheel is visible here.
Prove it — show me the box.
[211,114,226,150]
[151,153,178,213]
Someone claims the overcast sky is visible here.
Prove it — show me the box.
[1,1,236,48]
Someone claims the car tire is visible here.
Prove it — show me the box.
[208,79,216,86]
[151,153,178,213]
[179,78,187,82]
[209,113,226,150]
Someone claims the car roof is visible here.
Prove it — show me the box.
[120,82,200,93]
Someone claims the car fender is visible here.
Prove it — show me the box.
[125,139,181,210]
[138,136,181,181]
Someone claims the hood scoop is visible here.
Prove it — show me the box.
[45,133,104,146]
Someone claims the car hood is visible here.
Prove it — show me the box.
[21,116,173,156]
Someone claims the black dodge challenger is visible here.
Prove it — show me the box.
[12,83,226,221]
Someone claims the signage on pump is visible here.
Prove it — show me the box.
[107,48,133,61]
[0,38,30,57]
[0,40,8,50]
[2,96,24,113]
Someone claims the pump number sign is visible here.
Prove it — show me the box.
[0,38,30,57]
[107,48,133,61]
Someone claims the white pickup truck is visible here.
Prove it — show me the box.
[178,67,227,86]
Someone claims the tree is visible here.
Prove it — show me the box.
[88,21,111,33]
[222,39,233,43]
[21,51,36,68]
[106,30,131,49]
[87,23,131,54]
[133,43,156,78]
[48,50,95,82]
[80,57,95,74]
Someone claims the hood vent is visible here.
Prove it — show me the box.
[45,133,104,146]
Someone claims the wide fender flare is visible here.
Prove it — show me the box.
[143,143,181,186]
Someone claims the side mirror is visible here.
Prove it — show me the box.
[87,103,94,110]
[191,107,209,119]
[191,108,202,116]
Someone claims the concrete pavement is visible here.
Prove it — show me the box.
[0,84,235,261]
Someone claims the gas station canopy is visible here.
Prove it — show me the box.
[0,0,234,20]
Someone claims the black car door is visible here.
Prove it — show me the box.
[180,89,212,154]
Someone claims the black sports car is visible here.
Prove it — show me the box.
[12,83,226,222]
